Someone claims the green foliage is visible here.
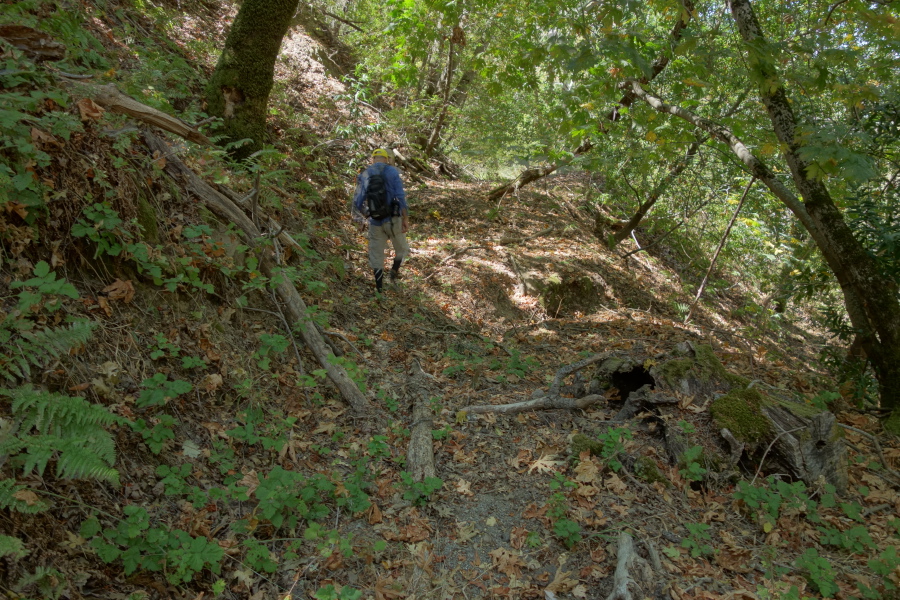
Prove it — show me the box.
[553,518,581,549]
[818,524,876,554]
[71,203,128,258]
[89,507,224,584]
[733,478,818,531]
[254,467,332,529]
[795,548,838,597]
[0,534,28,560]
[132,415,176,454]
[1,262,94,382]
[305,522,354,558]
[255,333,290,369]
[678,446,707,482]
[0,478,49,513]
[136,373,193,408]
[314,584,362,600]
[682,523,715,557]
[858,546,900,598]
[595,426,633,473]
[14,566,67,600]
[0,386,123,485]
[399,472,443,506]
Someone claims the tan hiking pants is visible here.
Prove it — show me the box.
[368,218,409,270]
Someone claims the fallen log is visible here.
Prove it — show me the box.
[89,84,211,146]
[406,361,437,481]
[651,342,848,491]
[143,131,368,413]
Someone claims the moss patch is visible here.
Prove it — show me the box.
[710,388,772,443]
[655,344,749,390]
[570,433,604,458]
[634,456,670,486]
[135,195,159,244]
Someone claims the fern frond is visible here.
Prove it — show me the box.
[0,320,95,382]
[5,387,124,434]
[0,478,48,514]
[0,387,124,487]
[0,534,28,559]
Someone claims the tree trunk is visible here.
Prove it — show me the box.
[206,0,299,158]
[727,0,900,427]
[608,139,702,248]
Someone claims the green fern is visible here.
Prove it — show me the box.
[0,319,95,381]
[0,386,125,485]
[0,534,28,560]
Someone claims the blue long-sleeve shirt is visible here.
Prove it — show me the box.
[352,162,408,226]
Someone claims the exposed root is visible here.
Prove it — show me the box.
[462,353,609,414]
[607,531,653,600]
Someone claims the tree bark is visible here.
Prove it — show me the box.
[626,78,900,421]
[607,139,702,248]
[727,0,900,424]
[205,0,299,158]
[406,361,437,481]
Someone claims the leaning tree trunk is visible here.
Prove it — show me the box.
[206,0,299,158]
[727,0,900,430]
[608,139,702,248]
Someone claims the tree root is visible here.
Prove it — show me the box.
[607,531,654,600]
[461,353,610,414]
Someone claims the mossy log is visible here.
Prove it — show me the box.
[654,342,847,491]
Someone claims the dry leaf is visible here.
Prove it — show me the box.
[202,373,223,393]
[31,127,61,149]
[489,547,525,578]
[102,279,135,303]
[604,472,628,494]
[528,455,563,474]
[13,489,40,506]
[574,459,599,483]
[238,470,259,495]
[455,479,474,496]
[368,503,383,524]
[77,97,105,122]
[510,526,528,550]
[313,422,336,435]
[545,567,578,593]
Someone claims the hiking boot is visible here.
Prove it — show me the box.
[389,269,402,284]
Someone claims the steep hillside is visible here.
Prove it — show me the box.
[1,1,898,600]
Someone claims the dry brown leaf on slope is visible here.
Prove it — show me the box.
[604,472,628,495]
[455,479,474,496]
[573,457,600,483]
[238,470,260,495]
[375,577,405,600]
[102,279,135,303]
[77,98,105,122]
[545,566,578,594]
[489,547,526,578]
[528,455,564,474]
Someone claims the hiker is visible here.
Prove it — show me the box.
[351,148,410,295]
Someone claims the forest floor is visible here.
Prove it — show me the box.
[1,2,899,600]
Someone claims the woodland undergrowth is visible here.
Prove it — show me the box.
[0,0,898,599]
